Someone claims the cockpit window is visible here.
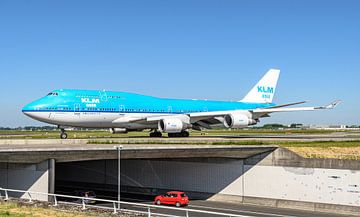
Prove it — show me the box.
[47,92,58,96]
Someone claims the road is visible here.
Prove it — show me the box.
[81,194,355,217]
[86,199,356,217]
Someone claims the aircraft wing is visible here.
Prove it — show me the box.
[112,116,146,124]
[113,114,190,124]
[112,100,341,128]
[188,100,342,128]
[265,101,307,109]
[252,100,341,117]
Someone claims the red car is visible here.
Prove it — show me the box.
[154,191,189,207]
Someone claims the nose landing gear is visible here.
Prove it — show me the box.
[60,129,68,139]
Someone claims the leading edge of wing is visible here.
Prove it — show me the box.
[253,100,342,113]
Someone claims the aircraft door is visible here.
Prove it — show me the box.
[167,106,172,113]
[74,103,80,116]
[99,90,108,102]
[119,105,125,114]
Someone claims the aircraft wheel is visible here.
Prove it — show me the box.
[181,131,190,137]
[60,132,68,139]
[150,132,162,137]
[168,132,189,137]
[156,200,161,205]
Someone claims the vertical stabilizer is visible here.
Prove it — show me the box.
[240,69,280,103]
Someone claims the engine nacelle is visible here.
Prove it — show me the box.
[223,113,257,129]
[158,118,186,133]
[109,128,128,134]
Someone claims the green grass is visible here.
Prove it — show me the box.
[0,201,110,217]
[278,140,360,148]
[0,128,350,140]
[0,130,150,139]
[214,140,360,148]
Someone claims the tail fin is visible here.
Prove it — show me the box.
[240,69,280,103]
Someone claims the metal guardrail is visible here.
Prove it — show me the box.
[0,188,251,217]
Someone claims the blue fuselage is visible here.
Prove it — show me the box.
[22,89,275,115]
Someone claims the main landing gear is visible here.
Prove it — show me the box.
[150,131,163,137]
[60,129,68,139]
[168,131,190,138]
[149,131,190,137]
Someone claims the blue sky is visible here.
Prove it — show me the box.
[0,0,359,127]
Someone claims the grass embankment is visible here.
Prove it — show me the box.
[0,201,99,217]
[218,140,360,160]
[226,140,360,160]
[281,141,360,160]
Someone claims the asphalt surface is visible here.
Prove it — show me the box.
[82,199,355,217]
[64,192,355,217]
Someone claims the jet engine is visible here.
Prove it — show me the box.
[109,128,128,134]
[158,118,187,133]
[223,113,257,129]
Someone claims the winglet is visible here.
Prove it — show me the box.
[316,100,342,110]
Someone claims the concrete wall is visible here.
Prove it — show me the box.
[56,158,360,207]
[242,165,359,207]
[120,159,359,208]
[0,160,51,201]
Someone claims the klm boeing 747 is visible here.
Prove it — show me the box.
[22,69,341,139]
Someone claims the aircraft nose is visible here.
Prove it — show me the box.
[22,102,36,118]
[22,100,44,119]
[22,97,54,123]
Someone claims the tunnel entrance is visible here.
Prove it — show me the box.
[55,158,248,201]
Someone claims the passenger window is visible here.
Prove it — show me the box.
[47,92,58,96]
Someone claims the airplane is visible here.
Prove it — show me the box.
[22,69,341,139]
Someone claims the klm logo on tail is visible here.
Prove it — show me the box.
[240,69,280,103]
[257,86,274,100]
[257,86,274,94]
